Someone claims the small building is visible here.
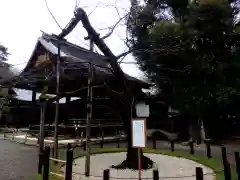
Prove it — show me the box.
[2,32,150,136]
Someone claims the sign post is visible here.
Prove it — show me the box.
[132,118,147,180]
[138,147,141,179]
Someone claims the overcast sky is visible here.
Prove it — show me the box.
[0,0,144,78]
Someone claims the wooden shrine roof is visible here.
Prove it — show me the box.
[1,33,150,94]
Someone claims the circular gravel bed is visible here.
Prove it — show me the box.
[69,152,214,180]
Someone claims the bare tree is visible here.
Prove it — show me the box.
[56,4,153,169]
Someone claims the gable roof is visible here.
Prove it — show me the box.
[1,33,151,92]
[41,33,150,84]
[23,33,113,75]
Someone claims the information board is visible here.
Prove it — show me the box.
[131,119,146,148]
[135,102,149,117]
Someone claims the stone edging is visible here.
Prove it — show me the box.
[67,149,218,180]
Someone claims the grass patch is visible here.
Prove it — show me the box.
[35,147,236,180]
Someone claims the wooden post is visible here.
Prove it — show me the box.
[76,130,80,143]
[39,101,46,158]
[205,141,211,158]
[138,148,142,180]
[85,39,94,176]
[235,152,240,180]
[153,169,159,180]
[226,163,232,180]
[43,146,50,180]
[153,137,156,149]
[222,146,227,165]
[51,145,54,157]
[190,141,194,154]
[170,140,174,152]
[12,129,15,140]
[83,141,86,151]
[103,169,109,180]
[3,131,6,139]
[196,167,203,180]
[24,132,28,144]
[67,143,72,150]
[100,129,104,148]
[37,135,40,145]
[32,91,36,104]
[66,96,71,103]
[38,148,44,174]
[53,43,61,160]
[196,139,201,145]
[80,131,84,144]
[65,147,73,180]
[116,128,120,148]
[221,146,231,180]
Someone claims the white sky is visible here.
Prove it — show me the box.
[0,0,147,100]
[0,0,144,78]
[13,88,80,103]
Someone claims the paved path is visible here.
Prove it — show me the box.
[5,132,125,147]
[0,134,38,180]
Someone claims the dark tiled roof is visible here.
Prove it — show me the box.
[1,33,150,91]
[41,33,150,85]
[42,33,113,75]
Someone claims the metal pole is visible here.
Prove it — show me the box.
[85,39,93,176]
[54,43,61,159]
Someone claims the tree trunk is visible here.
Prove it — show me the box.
[125,109,140,162]
[200,119,206,140]
[62,6,153,169]
[112,98,153,170]
[189,117,202,144]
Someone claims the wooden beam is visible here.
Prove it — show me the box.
[66,96,71,103]
[32,91,36,104]
[53,43,61,160]
[85,40,94,176]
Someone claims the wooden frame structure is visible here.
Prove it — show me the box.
[1,7,151,176]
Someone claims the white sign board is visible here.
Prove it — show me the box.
[136,102,149,117]
[132,119,146,148]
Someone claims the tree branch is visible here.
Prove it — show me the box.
[87,1,101,17]
[101,13,129,40]
[74,8,126,79]
[58,7,133,94]
[44,0,62,30]
[117,49,134,61]
[74,0,80,12]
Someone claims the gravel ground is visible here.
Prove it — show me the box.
[0,132,238,180]
[0,134,38,180]
[70,152,214,180]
